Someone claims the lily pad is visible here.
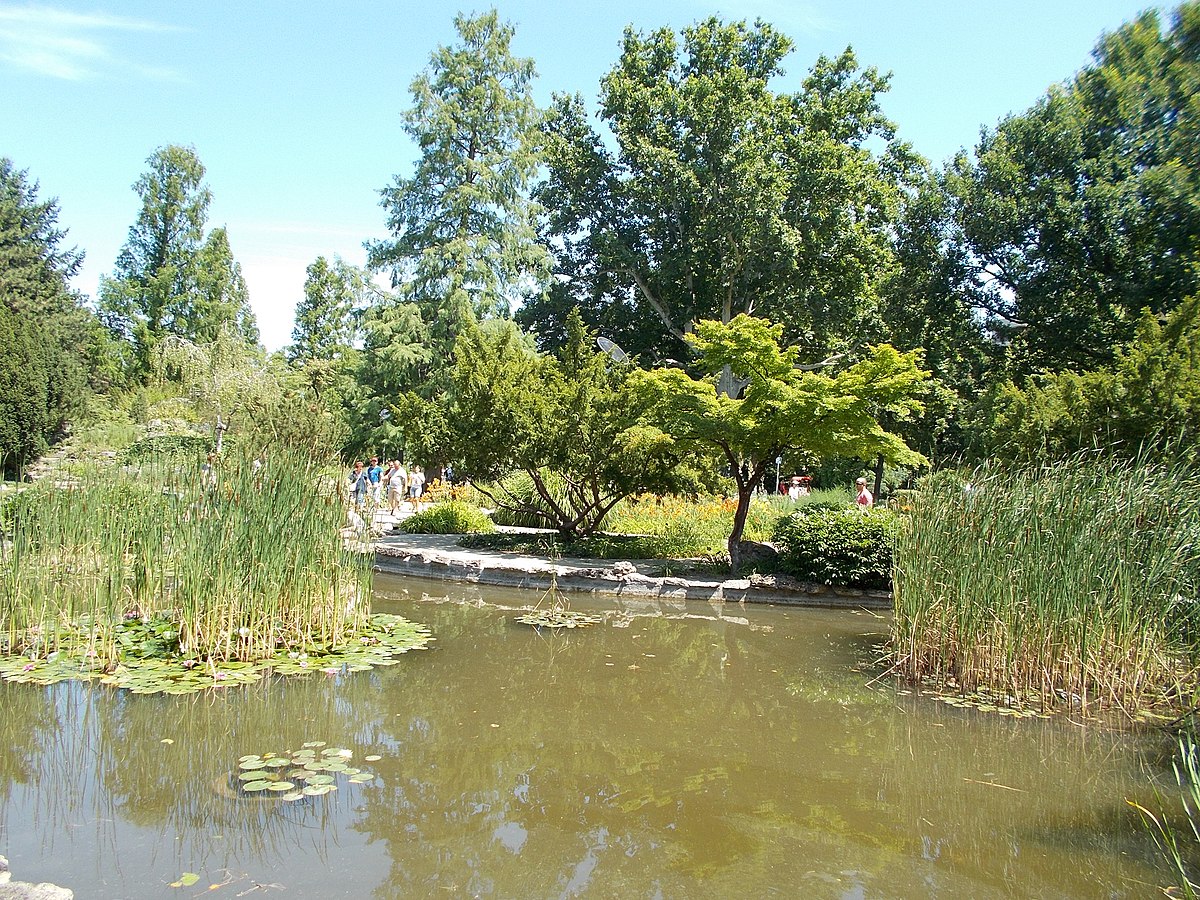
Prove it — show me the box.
[242,780,273,792]
[239,759,266,770]
[306,774,335,785]
[364,755,382,762]
[281,791,305,802]
[267,781,296,791]
[302,784,336,796]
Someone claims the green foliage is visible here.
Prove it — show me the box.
[636,313,927,570]
[535,18,921,358]
[891,455,1200,711]
[122,432,211,463]
[972,296,1200,462]
[152,329,345,459]
[947,4,1200,373]
[438,311,693,537]
[0,158,100,473]
[366,10,548,398]
[772,507,898,589]
[98,145,257,376]
[401,501,494,535]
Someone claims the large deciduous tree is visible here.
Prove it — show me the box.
[367,9,548,398]
[99,145,257,374]
[534,18,920,369]
[947,2,1200,374]
[634,315,928,572]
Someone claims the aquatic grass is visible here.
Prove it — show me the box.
[0,448,381,678]
[891,455,1200,713]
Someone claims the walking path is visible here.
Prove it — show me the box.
[367,506,891,609]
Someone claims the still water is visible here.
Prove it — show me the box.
[0,574,1177,898]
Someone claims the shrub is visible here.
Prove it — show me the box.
[122,433,212,463]
[402,501,494,535]
[772,507,898,589]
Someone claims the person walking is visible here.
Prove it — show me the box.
[388,460,408,515]
[348,461,369,510]
[407,466,425,511]
[367,457,384,507]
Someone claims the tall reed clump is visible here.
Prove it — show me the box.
[1,448,372,668]
[891,455,1200,713]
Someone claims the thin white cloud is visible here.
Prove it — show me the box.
[0,4,181,80]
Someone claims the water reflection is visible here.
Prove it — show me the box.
[0,575,1178,898]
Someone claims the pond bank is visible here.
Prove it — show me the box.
[373,529,892,609]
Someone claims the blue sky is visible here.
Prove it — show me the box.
[2,0,1164,351]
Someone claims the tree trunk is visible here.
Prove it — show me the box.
[873,454,884,502]
[726,484,754,575]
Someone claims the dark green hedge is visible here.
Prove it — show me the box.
[772,507,898,590]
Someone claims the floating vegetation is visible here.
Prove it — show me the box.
[0,448,437,693]
[224,743,383,802]
[0,614,432,695]
[514,608,604,629]
[512,563,603,629]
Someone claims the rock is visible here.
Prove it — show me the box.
[736,540,778,568]
[0,858,73,899]
[608,561,637,576]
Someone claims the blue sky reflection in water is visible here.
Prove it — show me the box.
[0,577,1174,898]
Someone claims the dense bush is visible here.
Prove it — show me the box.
[402,501,494,535]
[772,507,898,589]
[122,433,212,462]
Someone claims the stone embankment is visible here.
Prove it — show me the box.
[0,858,72,900]
[373,530,891,610]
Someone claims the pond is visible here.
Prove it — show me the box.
[0,574,1176,898]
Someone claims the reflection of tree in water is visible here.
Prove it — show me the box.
[345,597,899,895]
[0,683,59,805]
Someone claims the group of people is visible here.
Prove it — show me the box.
[348,457,425,514]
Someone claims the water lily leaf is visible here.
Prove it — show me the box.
[349,774,373,784]
[267,781,295,791]
[242,780,273,792]
[281,791,304,802]
[238,755,261,763]
[239,760,266,770]
[264,758,290,768]
[169,872,200,888]
[302,741,326,748]
[306,774,335,785]
[364,755,382,762]
[302,784,336,796]
[237,771,268,781]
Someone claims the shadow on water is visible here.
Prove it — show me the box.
[0,573,1182,898]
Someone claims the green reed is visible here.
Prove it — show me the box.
[0,449,371,666]
[891,455,1200,713]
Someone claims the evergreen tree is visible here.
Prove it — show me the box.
[99,145,258,374]
[0,158,100,472]
[366,9,548,397]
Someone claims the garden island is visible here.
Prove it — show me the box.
[3,5,1200,897]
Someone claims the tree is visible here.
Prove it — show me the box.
[154,327,345,458]
[290,256,361,366]
[0,158,102,471]
[99,145,257,374]
[535,19,921,370]
[366,9,548,397]
[634,315,928,573]
[947,3,1200,374]
[878,171,991,464]
[423,311,688,537]
[970,296,1200,462]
